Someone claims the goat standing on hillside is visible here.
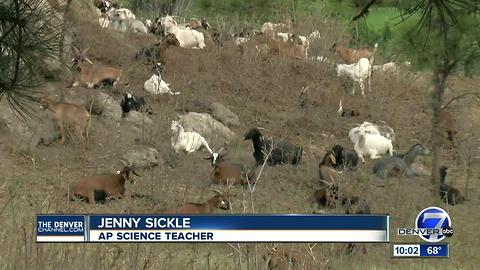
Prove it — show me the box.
[336,58,372,96]
[39,97,90,149]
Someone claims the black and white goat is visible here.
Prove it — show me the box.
[243,128,303,167]
[120,93,153,114]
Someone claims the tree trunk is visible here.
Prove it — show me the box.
[430,70,449,203]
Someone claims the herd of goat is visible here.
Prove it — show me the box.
[35,0,465,217]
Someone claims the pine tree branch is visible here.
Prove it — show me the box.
[351,0,378,22]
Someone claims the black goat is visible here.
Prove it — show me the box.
[243,128,303,167]
[120,93,153,115]
[331,145,358,170]
[439,166,464,205]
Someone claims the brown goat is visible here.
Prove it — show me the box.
[330,43,378,65]
[70,47,122,88]
[162,189,231,214]
[69,166,139,204]
[205,149,256,185]
[438,109,457,146]
[266,33,306,60]
[39,97,90,148]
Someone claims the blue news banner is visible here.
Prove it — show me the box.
[36,214,390,243]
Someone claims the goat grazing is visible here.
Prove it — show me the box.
[439,166,464,205]
[348,121,395,144]
[170,120,213,154]
[160,15,206,49]
[331,145,359,170]
[373,143,429,178]
[331,43,378,65]
[354,126,393,162]
[243,128,303,167]
[69,166,139,204]
[120,93,153,114]
[162,189,230,214]
[336,58,372,96]
[39,97,90,148]
[70,47,122,88]
[144,63,180,95]
[205,148,256,185]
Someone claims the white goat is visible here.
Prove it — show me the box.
[160,15,206,49]
[170,120,213,154]
[348,121,395,144]
[336,57,372,96]
[144,74,179,95]
[354,126,394,163]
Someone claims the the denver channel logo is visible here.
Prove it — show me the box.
[397,206,454,242]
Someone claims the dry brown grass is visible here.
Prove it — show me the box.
[0,3,479,270]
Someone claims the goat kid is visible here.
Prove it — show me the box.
[70,166,139,204]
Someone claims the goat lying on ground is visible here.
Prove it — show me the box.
[331,144,358,170]
[204,148,256,185]
[135,33,180,64]
[354,125,393,162]
[39,97,90,148]
[349,121,395,143]
[160,15,206,49]
[243,128,303,167]
[70,47,122,88]
[162,188,230,214]
[69,166,139,204]
[170,120,213,154]
[143,63,180,95]
[331,43,378,65]
[120,93,153,114]
[373,143,429,178]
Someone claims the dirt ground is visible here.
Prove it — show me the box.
[0,3,479,270]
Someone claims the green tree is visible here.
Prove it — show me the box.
[0,0,63,117]
[355,0,480,202]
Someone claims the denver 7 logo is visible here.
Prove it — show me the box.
[416,207,452,242]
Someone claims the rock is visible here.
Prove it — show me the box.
[0,100,60,148]
[122,146,161,169]
[208,102,240,127]
[91,92,122,121]
[123,111,153,131]
[178,112,236,145]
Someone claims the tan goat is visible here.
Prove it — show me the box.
[331,43,378,65]
[39,97,90,148]
[69,166,139,204]
[70,47,122,88]
[266,33,306,59]
[162,189,231,214]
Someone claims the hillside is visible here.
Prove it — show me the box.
[0,1,479,269]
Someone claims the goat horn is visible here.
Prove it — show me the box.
[84,57,93,65]
[256,127,272,132]
[411,139,422,145]
[119,159,128,166]
[81,47,90,55]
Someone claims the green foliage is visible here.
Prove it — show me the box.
[0,0,63,117]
